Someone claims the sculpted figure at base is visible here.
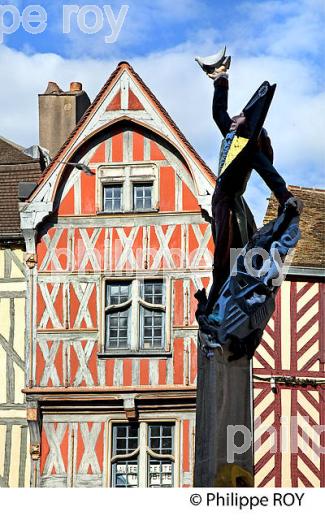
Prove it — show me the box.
[194,47,303,359]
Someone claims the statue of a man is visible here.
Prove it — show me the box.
[195,48,303,316]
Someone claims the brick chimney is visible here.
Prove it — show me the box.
[38,81,91,158]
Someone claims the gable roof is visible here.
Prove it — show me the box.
[0,136,36,165]
[264,185,325,269]
[31,61,216,201]
[0,137,42,241]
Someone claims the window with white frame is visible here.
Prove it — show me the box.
[98,164,158,213]
[104,279,166,353]
[103,184,122,212]
[111,422,175,488]
[133,183,153,210]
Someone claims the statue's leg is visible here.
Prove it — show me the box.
[206,193,234,314]
[241,197,257,238]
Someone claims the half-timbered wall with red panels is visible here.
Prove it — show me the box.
[38,413,196,488]
[253,280,324,487]
[34,128,214,390]
[32,123,214,487]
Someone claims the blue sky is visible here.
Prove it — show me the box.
[0,0,324,223]
[3,1,255,57]
[4,0,324,62]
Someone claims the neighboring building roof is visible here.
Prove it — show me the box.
[0,137,42,241]
[33,61,216,195]
[0,135,25,153]
[264,185,325,269]
[0,136,34,165]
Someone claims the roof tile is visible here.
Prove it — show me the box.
[264,185,325,268]
[0,138,42,239]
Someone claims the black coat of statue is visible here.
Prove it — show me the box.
[207,75,294,311]
[195,73,301,360]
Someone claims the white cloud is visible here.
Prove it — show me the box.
[0,45,114,144]
[232,0,324,59]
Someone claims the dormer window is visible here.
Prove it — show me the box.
[133,183,153,210]
[97,163,158,214]
[103,184,123,212]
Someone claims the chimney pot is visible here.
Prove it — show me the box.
[70,82,82,92]
[44,81,62,95]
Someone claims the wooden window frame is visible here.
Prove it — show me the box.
[102,183,123,213]
[96,162,159,214]
[108,419,180,488]
[99,276,172,358]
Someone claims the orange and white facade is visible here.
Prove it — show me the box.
[20,62,215,488]
[20,62,324,488]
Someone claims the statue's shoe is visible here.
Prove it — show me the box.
[195,46,230,71]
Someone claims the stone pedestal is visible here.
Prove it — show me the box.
[194,342,253,487]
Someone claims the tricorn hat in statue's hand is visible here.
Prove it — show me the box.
[195,46,230,72]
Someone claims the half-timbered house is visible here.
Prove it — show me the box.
[0,137,42,486]
[18,62,324,488]
[20,62,215,488]
[254,186,324,487]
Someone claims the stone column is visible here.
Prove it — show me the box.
[194,342,254,487]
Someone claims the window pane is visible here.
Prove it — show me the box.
[128,438,138,451]
[103,184,122,212]
[106,310,129,349]
[142,309,164,350]
[105,282,131,350]
[112,424,139,488]
[148,459,173,488]
[143,281,163,304]
[116,439,126,451]
[147,423,174,487]
[149,424,173,455]
[163,426,172,436]
[129,424,138,437]
[134,184,152,210]
[113,424,139,455]
[162,437,172,450]
[113,461,138,488]
[151,438,160,450]
[107,282,130,305]
[142,280,164,348]
[150,426,160,437]
[116,426,127,437]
